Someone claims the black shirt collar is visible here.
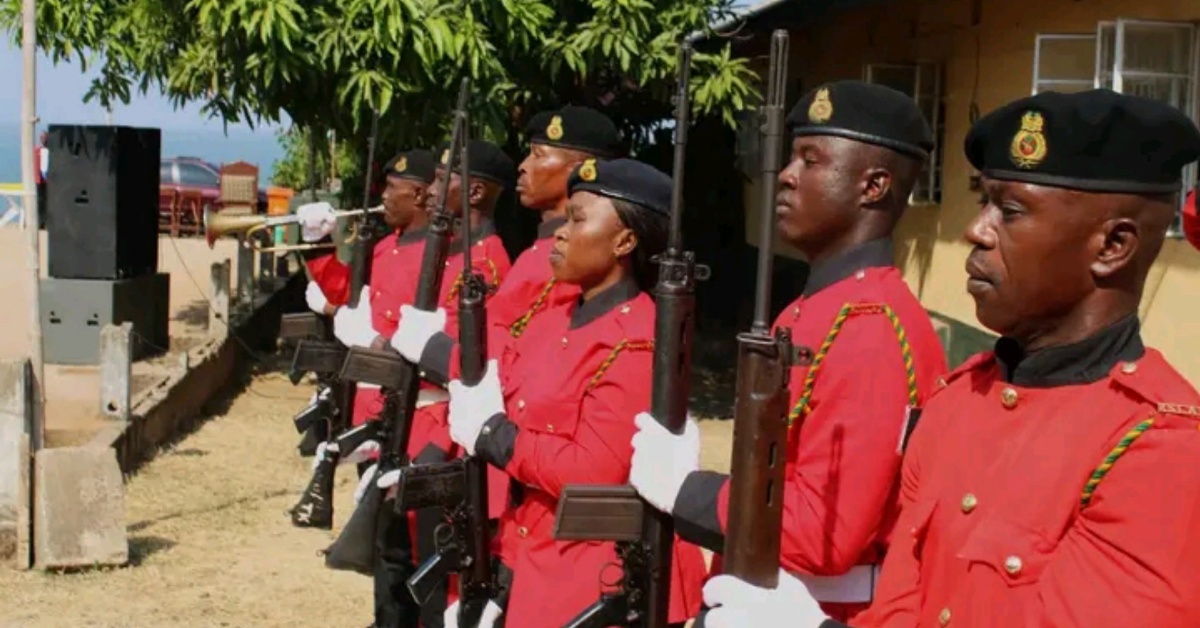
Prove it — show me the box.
[994,314,1144,387]
[537,215,567,240]
[449,218,497,249]
[396,225,427,245]
[802,238,895,297]
[570,276,640,329]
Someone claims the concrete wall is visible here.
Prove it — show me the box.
[0,359,31,566]
[744,0,1200,376]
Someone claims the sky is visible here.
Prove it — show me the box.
[0,42,290,134]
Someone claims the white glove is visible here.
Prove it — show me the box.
[311,441,332,471]
[331,439,380,466]
[297,202,337,242]
[443,599,504,628]
[703,569,830,628]
[305,281,330,314]
[390,305,448,362]
[353,463,378,505]
[376,468,401,490]
[447,359,505,456]
[333,287,377,348]
[629,411,701,513]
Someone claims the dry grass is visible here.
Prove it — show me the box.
[0,365,737,627]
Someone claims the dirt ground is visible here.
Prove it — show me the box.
[0,360,736,627]
[0,228,249,448]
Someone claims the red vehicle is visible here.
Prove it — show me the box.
[159,156,267,215]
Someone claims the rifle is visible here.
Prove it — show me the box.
[289,110,383,530]
[551,41,707,628]
[720,29,793,587]
[322,81,470,575]
[399,103,496,627]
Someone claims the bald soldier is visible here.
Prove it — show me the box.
[700,89,1200,627]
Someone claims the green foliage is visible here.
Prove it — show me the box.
[270,126,357,191]
[2,0,761,156]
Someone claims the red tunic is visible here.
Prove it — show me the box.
[305,251,353,307]
[488,217,580,331]
[855,318,1200,628]
[673,239,947,622]
[471,279,706,627]
[1182,187,1200,251]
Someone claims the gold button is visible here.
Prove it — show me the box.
[620,305,631,314]
[392,249,398,255]
[532,244,538,251]
[855,270,866,280]
[1004,555,1022,576]
[385,310,393,318]
[1000,387,1019,409]
[561,337,568,347]
[518,526,528,538]
[938,607,951,626]
[936,377,947,389]
[960,493,977,514]
[793,307,800,316]
[1121,361,1138,374]
[517,399,526,410]
[546,424,555,433]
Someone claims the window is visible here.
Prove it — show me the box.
[159,162,174,185]
[1033,19,1199,234]
[178,163,218,187]
[864,63,945,204]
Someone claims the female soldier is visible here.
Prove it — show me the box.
[438,158,706,628]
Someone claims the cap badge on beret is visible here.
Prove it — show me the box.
[440,149,450,165]
[394,157,407,173]
[546,115,565,141]
[579,158,598,182]
[808,88,833,124]
[1009,111,1048,169]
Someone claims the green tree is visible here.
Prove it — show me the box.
[270,126,356,191]
[2,0,759,157]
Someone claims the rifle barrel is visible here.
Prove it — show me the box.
[752,30,790,334]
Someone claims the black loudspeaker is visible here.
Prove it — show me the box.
[46,125,161,280]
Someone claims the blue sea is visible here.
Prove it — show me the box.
[0,123,285,185]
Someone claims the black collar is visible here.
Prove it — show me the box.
[994,314,1145,387]
[396,226,427,245]
[449,219,497,249]
[571,276,640,329]
[537,215,568,240]
[802,239,895,297]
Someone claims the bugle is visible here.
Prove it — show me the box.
[203,204,385,253]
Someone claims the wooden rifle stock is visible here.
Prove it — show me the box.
[721,29,793,588]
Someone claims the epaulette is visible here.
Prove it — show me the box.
[1079,350,1200,508]
[929,351,995,398]
[586,337,653,393]
[787,301,920,428]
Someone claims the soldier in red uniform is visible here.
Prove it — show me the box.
[389,105,622,386]
[1181,185,1199,250]
[699,89,1200,628]
[361,139,515,628]
[627,81,949,623]
[433,158,706,628]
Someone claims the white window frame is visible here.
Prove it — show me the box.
[863,62,945,205]
[1033,20,1200,237]
[1032,33,1098,94]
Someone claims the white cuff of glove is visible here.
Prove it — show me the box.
[353,463,378,505]
[444,599,504,628]
[376,468,401,490]
[305,281,330,314]
[702,569,830,628]
[390,305,448,362]
[338,440,380,466]
[333,287,377,348]
[297,202,337,243]
[447,359,505,456]
[628,411,701,513]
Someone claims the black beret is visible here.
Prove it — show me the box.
[526,105,622,157]
[384,149,436,184]
[437,139,516,189]
[567,158,671,217]
[965,89,1200,194]
[787,80,934,160]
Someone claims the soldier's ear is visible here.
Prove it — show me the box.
[861,167,893,207]
[613,227,638,259]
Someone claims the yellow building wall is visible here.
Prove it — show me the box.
[745,0,1200,381]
